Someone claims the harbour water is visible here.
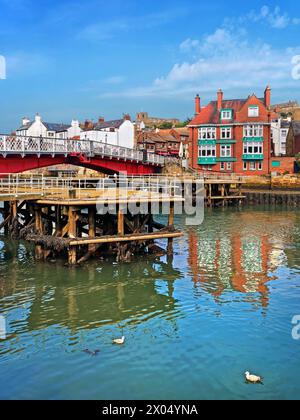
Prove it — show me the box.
[1,206,300,400]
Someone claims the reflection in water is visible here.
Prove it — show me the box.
[188,211,298,309]
[0,245,182,335]
[1,208,300,400]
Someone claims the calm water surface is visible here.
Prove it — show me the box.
[1,206,300,400]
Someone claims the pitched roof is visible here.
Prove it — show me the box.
[93,119,124,130]
[189,97,268,126]
[17,122,34,131]
[137,131,180,144]
[17,121,71,132]
[44,122,71,132]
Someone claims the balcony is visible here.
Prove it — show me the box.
[242,154,264,160]
[198,157,217,165]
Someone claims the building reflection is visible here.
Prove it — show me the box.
[187,213,295,308]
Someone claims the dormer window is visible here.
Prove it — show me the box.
[221,109,232,120]
[248,106,259,117]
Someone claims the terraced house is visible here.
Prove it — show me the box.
[188,87,273,175]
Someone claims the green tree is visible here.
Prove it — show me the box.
[158,122,173,129]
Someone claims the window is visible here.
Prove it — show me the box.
[248,106,259,117]
[48,132,54,137]
[281,130,288,139]
[220,162,225,171]
[243,162,247,171]
[221,110,232,120]
[250,162,256,171]
[244,125,264,138]
[198,145,216,157]
[227,162,232,171]
[199,127,216,140]
[221,127,232,139]
[258,162,263,171]
[221,145,232,157]
[243,143,263,155]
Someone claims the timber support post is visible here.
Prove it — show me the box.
[34,205,44,260]
[68,206,78,265]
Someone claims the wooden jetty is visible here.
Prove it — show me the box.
[0,173,245,265]
[0,175,184,265]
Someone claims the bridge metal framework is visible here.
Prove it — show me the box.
[0,135,165,175]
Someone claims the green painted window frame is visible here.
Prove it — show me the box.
[220,109,233,121]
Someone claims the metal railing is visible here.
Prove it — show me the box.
[0,174,183,199]
[0,135,165,166]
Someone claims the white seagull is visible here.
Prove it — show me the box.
[113,336,125,345]
[245,371,263,384]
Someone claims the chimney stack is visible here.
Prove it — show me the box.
[195,94,201,115]
[22,117,30,126]
[264,85,271,108]
[123,114,131,121]
[217,89,223,111]
[98,117,105,124]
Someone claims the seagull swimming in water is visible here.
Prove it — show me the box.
[245,371,263,384]
[113,336,125,345]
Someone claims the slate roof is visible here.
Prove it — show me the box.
[93,120,124,130]
[17,122,34,131]
[44,122,71,132]
[17,121,70,132]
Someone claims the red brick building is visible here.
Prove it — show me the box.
[188,88,273,175]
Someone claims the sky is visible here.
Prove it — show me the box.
[0,0,300,131]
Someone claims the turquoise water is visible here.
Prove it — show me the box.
[1,207,300,400]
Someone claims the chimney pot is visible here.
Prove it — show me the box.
[217,89,223,111]
[195,94,201,115]
[264,85,271,108]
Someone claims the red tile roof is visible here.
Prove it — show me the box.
[190,98,266,125]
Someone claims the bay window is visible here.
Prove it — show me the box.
[198,145,216,157]
[199,127,216,140]
[244,125,264,138]
[243,143,263,155]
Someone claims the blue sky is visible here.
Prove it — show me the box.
[0,0,300,131]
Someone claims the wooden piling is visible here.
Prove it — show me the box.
[68,206,78,265]
[34,206,44,260]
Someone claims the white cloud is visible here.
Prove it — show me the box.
[180,39,200,53]
[100,25,300,100]
[247,5,299,29]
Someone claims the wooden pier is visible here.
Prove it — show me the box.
[0,173,245,265]
[0,176,184,265]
